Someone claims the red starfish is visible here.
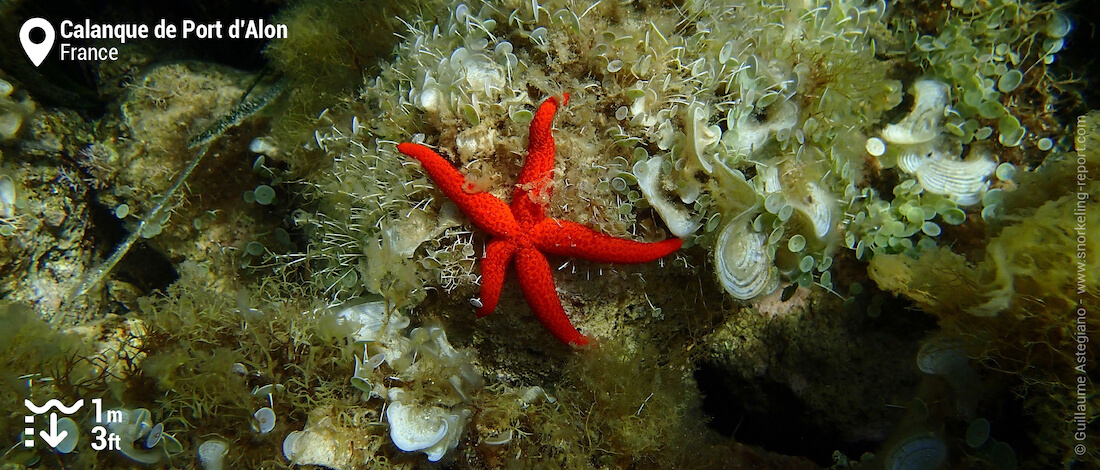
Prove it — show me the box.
[397,94,682,346]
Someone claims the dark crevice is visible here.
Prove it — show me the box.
[695,361,878,467]
[114,242,178,294]
[85,188,178,297]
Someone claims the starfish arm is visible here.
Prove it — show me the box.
[514,247,590,346]
[475,239,518,318]
[517,94,568,186]
[397,142,520,237]
[512,94,568,227]
[531,218,683,264]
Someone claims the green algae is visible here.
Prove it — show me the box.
[869,142,1100,466]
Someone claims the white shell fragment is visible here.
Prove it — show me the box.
[386,400,470,462]
[282,431,304,461]
[483,429,513,446]
[758,164,782,194]
[518,385,556,407]
[886,433,947,470]
[283,417,355,469]
[55,417,80,454]
[335,300,410,342]
[726,101,799,156]
[249,137,278,156]
[790,183,835,239]
[757,165,833,239]
[461,53,505,94]
[898,149,996,206]
[865,137,886,156]
[715,216,779,300]
[881,79,949,145]
[145,423,163,448]
[683,102,721,174]
[254,407,277,434]
[0,174,16,219]
[633,156,701,237]
[197,440,228,470]
[386,401,447,453]
[418,85,443,113]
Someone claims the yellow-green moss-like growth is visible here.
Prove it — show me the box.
[264,0,425,157]
[481,339,736,469]
[892,0,1068,150]
[130,268,361,468]
[869,138,1100,467]
[0,302,96,464]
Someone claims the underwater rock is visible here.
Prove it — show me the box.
[0,155,97,319]
[102,63,256,205]
[0,77,35,142]
[90,62,284,296]
[282,415,356,470]
[703,288,929,451]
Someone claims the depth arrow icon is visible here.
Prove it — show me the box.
[40,413,67,448]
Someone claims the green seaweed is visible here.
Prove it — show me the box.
[125,270,361,468]
[869,142,1100,466]
[263,0,422,158]
[492,338,736,469]
[0,302,96,462]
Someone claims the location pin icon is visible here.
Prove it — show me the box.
[19,18,55,67]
